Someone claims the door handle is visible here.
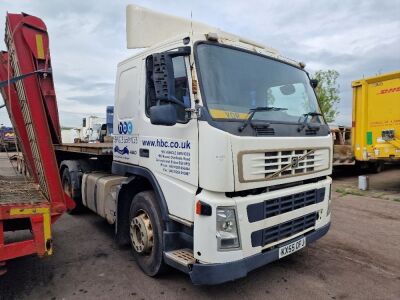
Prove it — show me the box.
[139,148,149,158]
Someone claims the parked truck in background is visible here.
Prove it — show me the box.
[61,116,107,144]
[60,116,107,144]
[61,127,80,143]
[0,126,16,151]
[80,115,106,143]
[352,71,400,171]
[2,6,332,284]
[332,71,400,172]
[61,107,114,143]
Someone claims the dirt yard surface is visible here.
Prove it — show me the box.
[1,152,399,300]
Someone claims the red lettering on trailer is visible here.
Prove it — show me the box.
[377,87,400,94]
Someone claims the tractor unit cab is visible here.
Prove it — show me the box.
[63,5,333,285]
[111,5,332,284]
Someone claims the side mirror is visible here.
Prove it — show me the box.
[150,104,177,126]
[148,46,191,126]
[310,79,319,89]
[152,46,191,103]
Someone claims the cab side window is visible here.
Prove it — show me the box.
[145,55,190,123]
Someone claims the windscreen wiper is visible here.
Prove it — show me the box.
[238,106,287,132]
[297,112,323,132]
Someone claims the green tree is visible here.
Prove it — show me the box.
[313,70,340,123]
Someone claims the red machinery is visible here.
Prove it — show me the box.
[0,13,72,273]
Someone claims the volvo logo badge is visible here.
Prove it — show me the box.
[291,156,299,168]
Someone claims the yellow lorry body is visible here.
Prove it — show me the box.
[352,71,400,161]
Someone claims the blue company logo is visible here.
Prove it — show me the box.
[114,145,129,155]
[118,121,133,135]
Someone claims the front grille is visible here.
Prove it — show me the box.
[251,212,317,247]
[247,188,325,223]
[239,147,330,182]
[264,149,317,177]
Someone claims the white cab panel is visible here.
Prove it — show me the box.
[198,122,234,192]
[114,63,142,166]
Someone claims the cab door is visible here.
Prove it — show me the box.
[138,52,198,221]
[113,62,142,166]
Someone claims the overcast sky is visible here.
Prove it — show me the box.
[0,0,399,127]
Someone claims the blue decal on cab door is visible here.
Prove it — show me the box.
[127,121,133,134]
[118,121,134,135]
[114,145,129,155]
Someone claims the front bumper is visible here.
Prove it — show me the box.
[189,222,330,285]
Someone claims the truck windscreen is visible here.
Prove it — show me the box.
[196,43,323,124]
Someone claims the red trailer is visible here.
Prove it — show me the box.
[0,13,73,274]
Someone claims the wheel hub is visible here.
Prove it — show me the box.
[130,211,153,254]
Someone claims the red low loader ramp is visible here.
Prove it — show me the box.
[0,13,72,272]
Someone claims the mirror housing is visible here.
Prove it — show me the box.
[148,46,191,126]
[150,104,177,126]
[310,79,319,89]
[152,46,191,102]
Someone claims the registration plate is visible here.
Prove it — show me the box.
[279,237,306,258]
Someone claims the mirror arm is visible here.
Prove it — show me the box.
[185,103,202,119]
[158,97,187,108]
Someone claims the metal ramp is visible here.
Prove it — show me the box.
[0,13,68,268]
[4,13,63,205]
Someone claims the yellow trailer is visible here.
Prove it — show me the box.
[352,71,400,166]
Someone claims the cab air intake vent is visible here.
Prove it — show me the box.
[255,127,275,136]
[305,129,317,136]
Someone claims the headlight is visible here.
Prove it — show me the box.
[216,207,240,250]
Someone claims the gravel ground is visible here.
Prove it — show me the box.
[1,153,399,299]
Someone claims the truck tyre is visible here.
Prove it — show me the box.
[371,161,384,173]
[62,168,84,214]
[129,191,167,276]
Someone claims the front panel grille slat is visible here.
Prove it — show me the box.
[263,149,317,178]
[247,188,325,223]
[241,148,329,182]
[251,212,318,247]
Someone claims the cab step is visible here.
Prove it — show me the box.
[164,248,195,267]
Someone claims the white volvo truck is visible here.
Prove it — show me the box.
[58,5,332,285]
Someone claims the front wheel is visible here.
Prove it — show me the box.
[129,191,167,276]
